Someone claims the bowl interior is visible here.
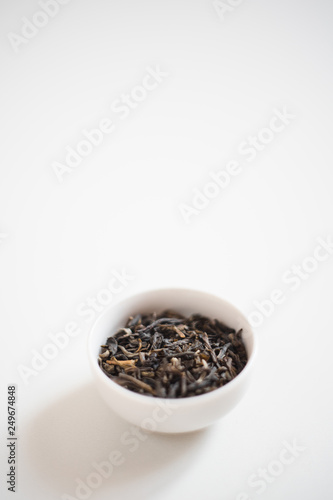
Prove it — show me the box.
[89,288,255,369]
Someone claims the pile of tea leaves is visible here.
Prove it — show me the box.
[98,311,248,398]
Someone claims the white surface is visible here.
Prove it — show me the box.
[0,0,332,499]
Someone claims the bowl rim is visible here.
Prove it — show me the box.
[88,286,257,407]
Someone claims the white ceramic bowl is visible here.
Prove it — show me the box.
[88,288,256,433]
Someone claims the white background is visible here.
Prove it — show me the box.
[1,0,333,499]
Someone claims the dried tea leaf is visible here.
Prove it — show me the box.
[98,310,248,398]
[106,357,137,367]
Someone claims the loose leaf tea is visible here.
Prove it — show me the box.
[98,311,248,398]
